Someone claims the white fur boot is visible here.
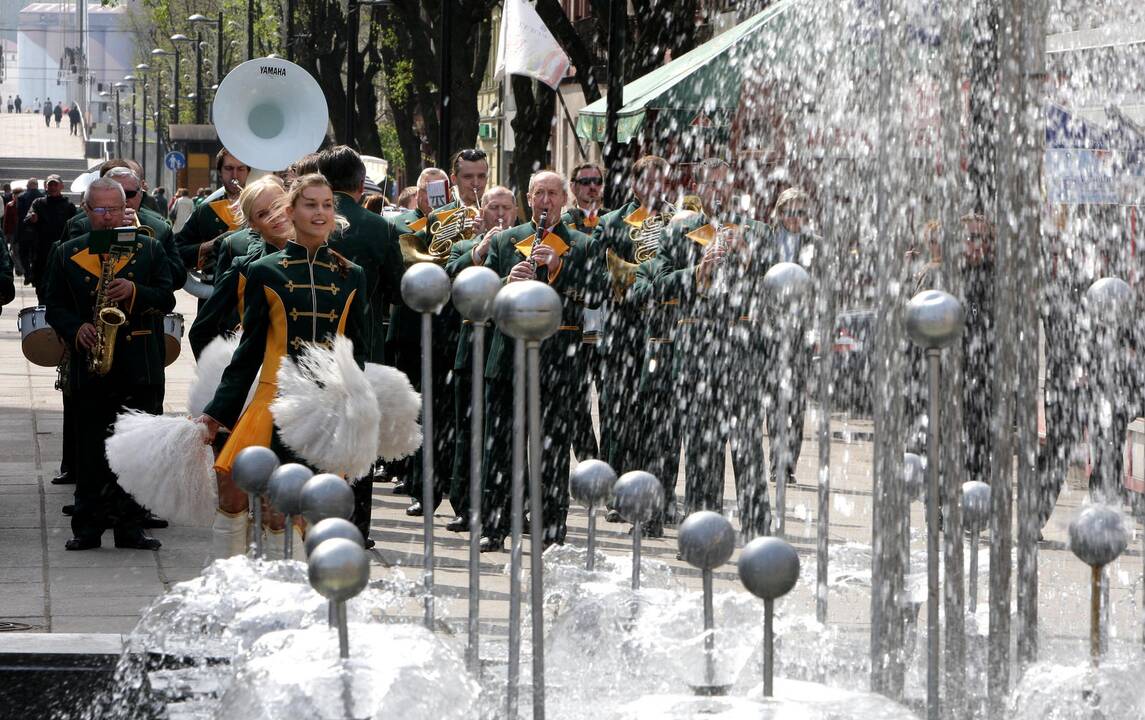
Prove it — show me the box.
[264,527,286,560]
[291,525,306,560]
[209,509,249,562]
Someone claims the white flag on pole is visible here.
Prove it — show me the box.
[494,0,571,90]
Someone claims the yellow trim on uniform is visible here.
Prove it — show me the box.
[408,216,428,233]
[209,198,241,231]
[69,248,133,278]
[687,223,740,247]
[237,273,248,319]
[514,232,570,259]
[623,206,650,228]
[336,290,357,335]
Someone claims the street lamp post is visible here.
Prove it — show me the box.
[169,34,193,124]
[247,0,254,59]
[123,75,138,161]
[189,13,225,87]
[112,82,127,158]
[136,64,150,185]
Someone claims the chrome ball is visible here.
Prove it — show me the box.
[1085,277,1132,328]
[738,536,800,601]
[761,262,811,306]
[267,463,312,516]
[905,290,964,349]
[452,266,502,323]
[903,452,925,503]
[307,537,369,602]
[1069,505,1129,568]
[677,511,736,571]
[492,280,562,341]
[612,470,663,524]
[304,517,364,557]
[400,262,451,314]
[232,446,280,496]
[569,459,617,508]
[961,480,991,530]
[299,473,355,524]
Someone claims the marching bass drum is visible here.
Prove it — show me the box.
[18,306,65,367]
[163,313,184,366]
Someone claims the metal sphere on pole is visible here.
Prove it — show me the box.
[451,265,501,674]
[569,459,617,571]
[1069,505,1129,666]
[612,470,663,591]
[299,473,355,525]
[961,480,991,613]
[231,446,280,558]
[678,510,736,695]
[738,536,800,697]
[268,463,312,559]
[400,261,452,633]
[905,288,964,720]
[493,279,563,720]
[308,537,370,659]
[761,261,812,538]
[304,517,365,557]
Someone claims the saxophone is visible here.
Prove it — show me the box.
[87,244,129,376]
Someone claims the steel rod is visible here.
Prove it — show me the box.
[586,506,597,571]
[527,341,546,720]
[763,598,775,697]
[925,349,940,720]
[507,340,526,718]
[969,535,979,613]
[421,312,435,631]
[336,601,349,660]
[632,521,642,590]
[1090,565,1101,667]
[774,375,789,539]
[328,599,336,627]
[467,322,485,674]
[703,568,715,687]
[815,184,835,624]
[284,514,293,559]
[250,493,262,558]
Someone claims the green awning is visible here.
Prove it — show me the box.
[576,0,799,143]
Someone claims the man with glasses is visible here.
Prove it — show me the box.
[23,174,76,300]
[174,149,250,295]
[42,177,176,551]
[563,163,609,461]
[393,150,489,518]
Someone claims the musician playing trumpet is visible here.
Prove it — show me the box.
[443,185,517,533]
[391,149,489,518]
[174,149,249,291]
[477,171,600,551]
[43,177,176,551]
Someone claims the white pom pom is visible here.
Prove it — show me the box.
[271,336,381,480]
[106,411,218,526]
[188,333,254,417]
[364,363,422,461]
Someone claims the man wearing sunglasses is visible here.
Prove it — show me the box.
[23,174,77,300]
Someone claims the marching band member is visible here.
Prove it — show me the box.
[317,145,405,545]
[174,149,250,293]
[195,174,368,559]
[590,155,676,523]
[563,162,609,461]
[43,177,176,550]
[393,150,489,518]
[443,185,518,532]
[187,176,292,358]
[478,170,599,551]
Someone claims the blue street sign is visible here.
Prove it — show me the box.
[164,151,187,171]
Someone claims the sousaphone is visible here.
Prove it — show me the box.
[212,57,329,172]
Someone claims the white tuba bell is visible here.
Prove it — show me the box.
[212,57,328,172]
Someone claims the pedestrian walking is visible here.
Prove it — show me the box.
[42,99,52,126]
[152,187,168,213]
[67,104,81,135]
[15,179,42,282]
[170,188,194,232]
[6,97,12,113]
[14,95,22,113]
[53,103,63,127]
[3,188,24,276]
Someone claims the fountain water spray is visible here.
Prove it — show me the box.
[905,288,964,720]
[961,481,990,614]
[451,265,501,674]
[231,446,281,559]
[613,470,664,590]
[401,261,452,632]
[307,537,370,660]
[493,279,563,720]
[570,459,618,571]
[267,463,312,559]
[1068,505,1129,667]
[677,510,736,696]
[738,536,799,697]
[761,261,811,538]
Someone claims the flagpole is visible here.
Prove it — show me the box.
[556,91,587,160]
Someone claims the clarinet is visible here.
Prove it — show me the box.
[530,211,549,274]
